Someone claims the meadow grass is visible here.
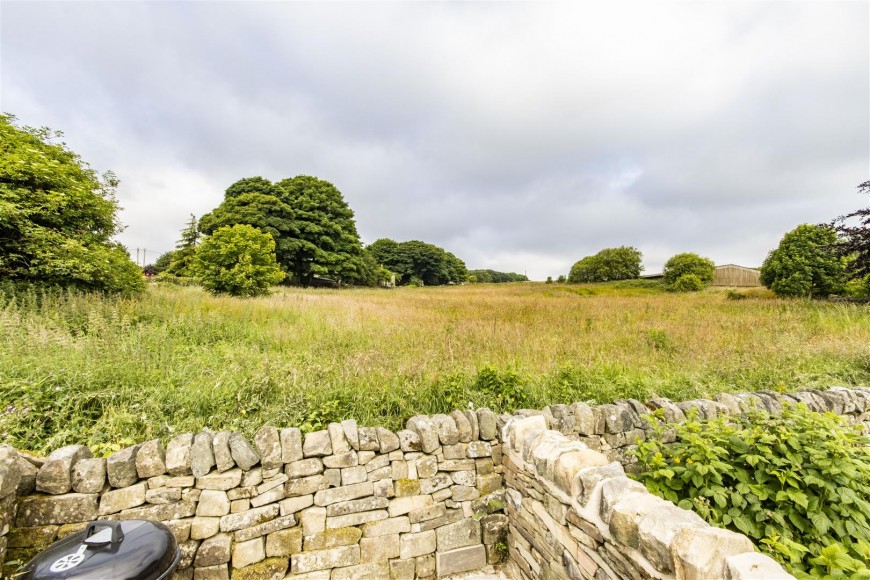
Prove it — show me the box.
[1,281,869,453]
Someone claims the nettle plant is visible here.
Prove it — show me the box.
[632,403,870,578]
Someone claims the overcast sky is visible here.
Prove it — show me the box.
[2,1,868,280]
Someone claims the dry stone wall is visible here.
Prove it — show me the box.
[0,411,508,579]
[1,385,868,579]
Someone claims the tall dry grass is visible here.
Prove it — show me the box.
[1,282,868,452]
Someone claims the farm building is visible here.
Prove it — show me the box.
[640,264,762,287]
[713,264,761,287]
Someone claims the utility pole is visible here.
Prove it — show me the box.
[143,249,146,266]
[136,248,140,266]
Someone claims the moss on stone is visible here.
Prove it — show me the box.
[7,525,58,548]
[265,528,303,557]
[233,556,289,580]
[304,526,362,551]
[394,478,421,497]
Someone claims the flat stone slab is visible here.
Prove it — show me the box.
[436,544,487,576]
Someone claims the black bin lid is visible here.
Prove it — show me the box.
[18,520,180,580]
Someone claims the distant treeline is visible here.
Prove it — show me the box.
[468,269,529,283]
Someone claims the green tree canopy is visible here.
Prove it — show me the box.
[568,246,643,283]
[662,252,715,287]
[166,214,200,277]
[831,180,870,281]
[760,224,845,298]
[467,269,529,283]
[0,114,144,294]
[368,238,467,285]
[193,224,285,297]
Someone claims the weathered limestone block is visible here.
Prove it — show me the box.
[438,459,475,472]
[671,526,756,579]
[36,445,92,495]
[279,494,314,517]
[266,528,303,557]
[609,492,672,550]
[476,408,498,441]
[450,411,473,443]
[16,454,37,495]
[436,518,481,552]
[233,557,288,580]
[363,516,410,537]
[314,481,373,506]
[192,564,228,580]
[341,420,360,451]
[16,493,98,526]
[442,444,466,460]
[229,433,260,470]
[377,428,400,453]
[462,410,480,441]
[637,503,707,572]
[481,513,508,545]
[416,456,438,479]
[599,476,648,524]
[135,439,166,478]
[71,457,106,494]
[451,485,479,501]
[191,431,216,478]
[328,422,351,455]
[234,514,296,542]
[285,474,330,497]
[146,487,181,504]
[166,433,195,476]
[506,415,546,455]
[197,490,231,517]
[390,558,416,579]
[359,534,401,564]
[232,537,265,569]
[553,448,607,496]
[219,504,280,533]
[400,530,436,559]
[303,430,333,457]
[334,562,389,579]
[420,474,452,495]
[323,452,357,470]
[466,441,491,459]
[326,496,389,517]
[395,479,421,497]
[476,473,502,495]
[193,534,232,568]
[573,461,624,505]
[398,430,422,452]
[431,414,460,446]
[7,525,58,549]
[110,499,196,522]
[290,545,360,574]
[450,471,476,487]
[326,509,388,529]
[99,481,147,515]
[286,458,324,479]
[163,519,191,543]
[409,502,446,524]
[389,495,433,517]
[357,427,380,452]
[647,398,686,423]
[300,506,327,536]
[436,544,487,576]
[305,526,362,551]
[196,468,242,491]
[279,427,302,464]
[212,431,235,472]
[724,552,794,579]
[406,416,440,453]
[190,516,221,540]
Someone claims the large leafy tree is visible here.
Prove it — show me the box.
[467,269,528,283]
[831,180,870,280]
[368,238,467,285]
[0,114,144,294]
[194,224,285,297]
[568,246,643,283]
[275,176,366,286]
[760,224,845,298]
[199,178,298,273]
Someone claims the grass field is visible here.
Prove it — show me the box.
[2,281,869,453]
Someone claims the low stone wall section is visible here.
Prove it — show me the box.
[0,411,508,579]
[500,414,794,579]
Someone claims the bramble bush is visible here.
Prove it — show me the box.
[632,404,870,578]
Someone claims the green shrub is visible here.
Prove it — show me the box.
[632,404,870,577]
[670,273,704,292]
[194,224,285,297]
[843,276,870,299]
[760,224,845,298]
[663,253,715,287]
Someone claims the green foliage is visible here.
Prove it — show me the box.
[276,176,367,286]
[474,365,530,410]
[670,273,704,292]
[662,252,715,288]
[633,404,870,577]
[368,238,467,286]
[193,224,285,297]
[545,276,553,284]
[0,114,144,294]
[467,269,528,283]
[153,251,176,274]
[761,225,845,298]
[568,246,643,283]
[843,276,869,299]
[831,181,870,281]
[166,214,200,277]
[556,275,566,283]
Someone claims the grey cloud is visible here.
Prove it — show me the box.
[2,1,866,279]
